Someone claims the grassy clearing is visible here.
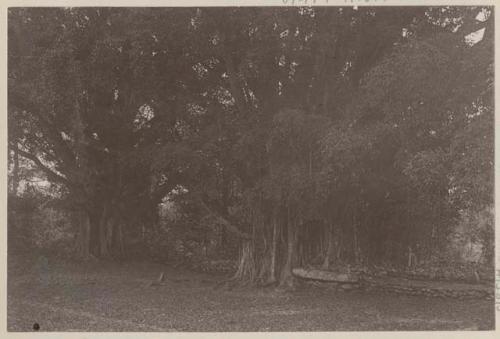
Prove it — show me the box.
[7,255,494,332]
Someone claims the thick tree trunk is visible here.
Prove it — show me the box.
[232,239,256,283]
[279,227,296,288]
[107,210,125,257]
[76,205,119,259]
[257,215,279,285]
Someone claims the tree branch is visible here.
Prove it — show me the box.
[217,33,249,116]
[199,200,252,240]
[12,145,73,188]
[9,91,77,167]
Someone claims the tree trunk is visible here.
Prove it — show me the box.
[336,225,342,262]
[75,211,91,258]
[219,227,227,256]
[322,220,334,269]
[117,222,125,255]
[279,206,297,288]
[106,215,114,249]
[269,215,278,283]
[88,213,101,257]
[99,205,110,258]
[353,215,361,265]
[233,239,256,283]
[75,207,108,259]
[257,244,271,283]
[256,211,280,285]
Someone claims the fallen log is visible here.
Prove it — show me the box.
[292,268,359,283]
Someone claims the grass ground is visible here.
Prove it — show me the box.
[7,254,495,332]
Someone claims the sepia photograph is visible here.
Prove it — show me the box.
[5,3,496,332]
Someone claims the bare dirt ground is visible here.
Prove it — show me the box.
[7,254,495,332]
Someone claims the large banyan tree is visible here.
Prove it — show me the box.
[8,6,493,286]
